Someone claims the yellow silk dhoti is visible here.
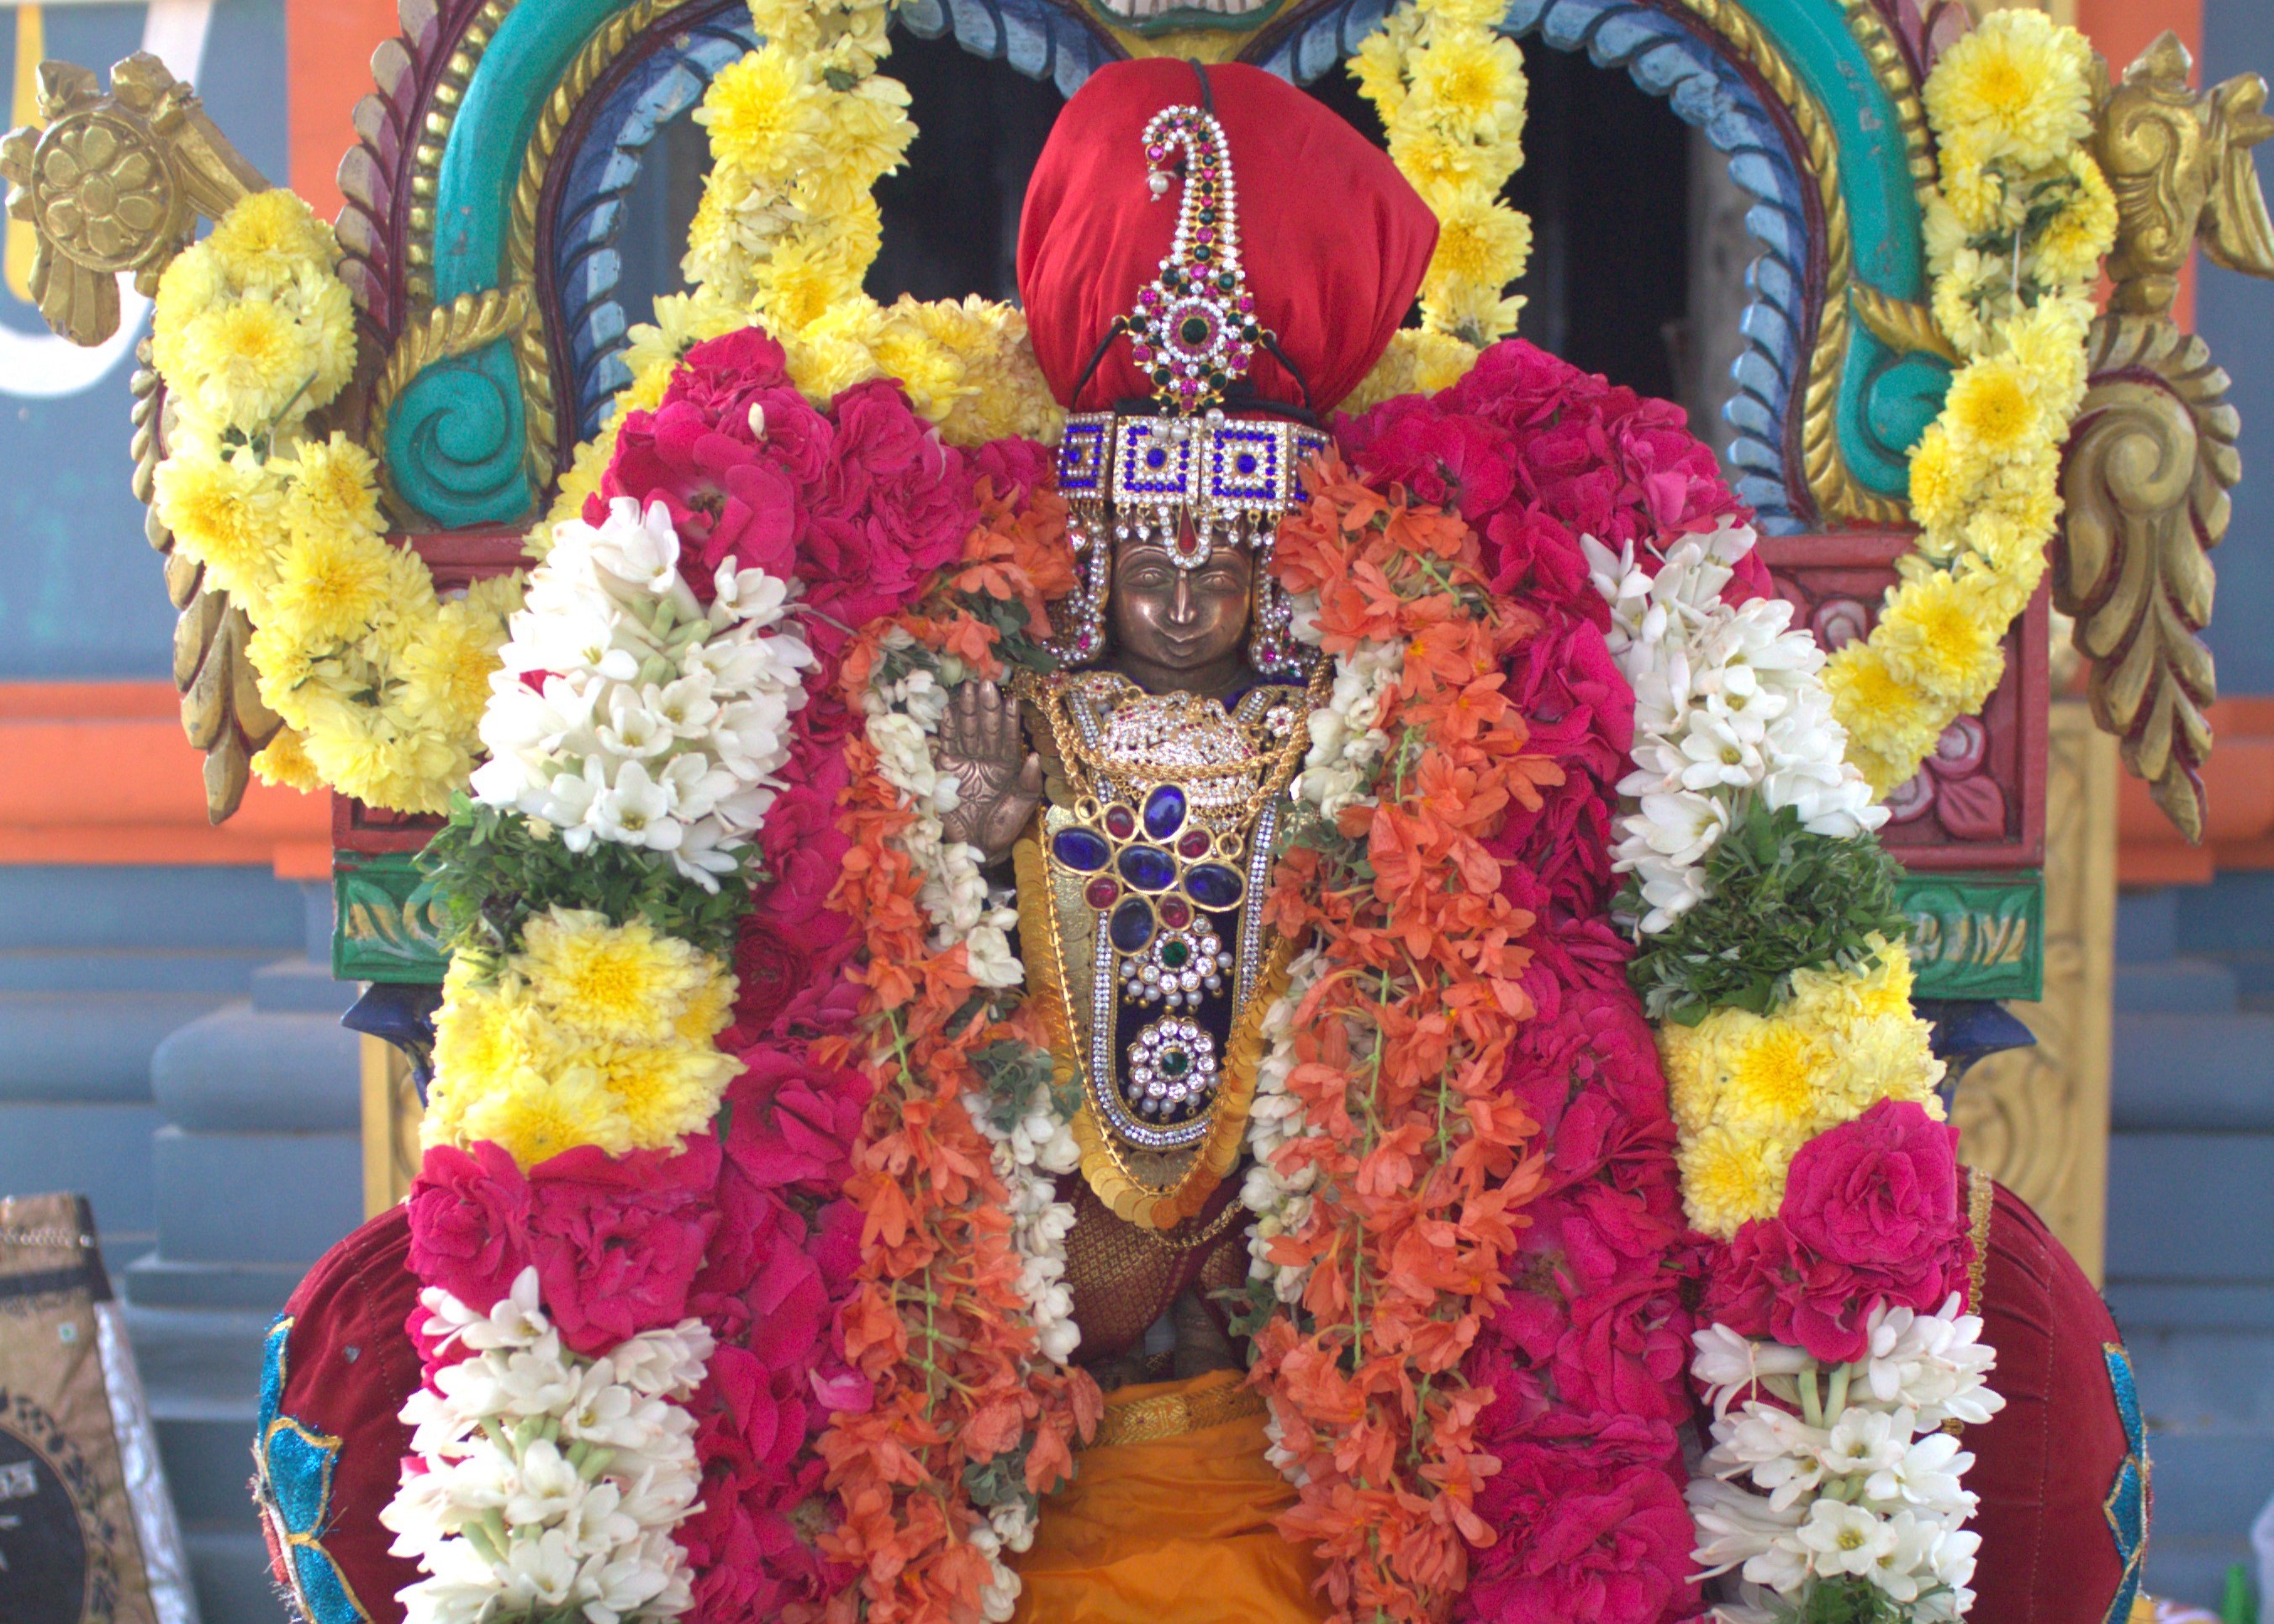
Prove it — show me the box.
[1010,1370,1326,1624]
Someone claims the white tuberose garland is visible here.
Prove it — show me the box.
[1688,1297,2005,1623]
[471,497,817,891]
[380,1268,711,1624]
[1582,519,1885,934]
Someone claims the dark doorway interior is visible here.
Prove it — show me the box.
[607,24,1695,403]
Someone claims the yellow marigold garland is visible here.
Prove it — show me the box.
[1660,935,1949,1238]
[1827,8,2113,795]
[1345,0,1533,409]
[422,906,741,1168]
[542,0,1062,544]
[147,189,516,812]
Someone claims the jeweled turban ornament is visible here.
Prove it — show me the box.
[1018,61,1438,673]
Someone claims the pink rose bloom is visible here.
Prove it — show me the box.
[972,435,1056,508]
[600,400,801,588]
[661,327,792,424]
[797,380,975,640]
[1784,1098,1962,1266]
[724,1049,870,1194]
[1462,1444,1698,1624]
[407,1141,532,1316]
[1338,397,1515,519]
[523,1137,722,1357]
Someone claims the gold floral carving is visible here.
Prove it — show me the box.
[2058,34,2274,842]
[1952,703,2115,1283]
[3,56,276,820]
[0,52,265,345]
[405,0,518,306]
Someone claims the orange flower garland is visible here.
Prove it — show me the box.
[811,489,1100,1624]
[1248,457,1561,1622]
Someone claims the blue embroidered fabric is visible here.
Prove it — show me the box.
[2101,1341,2150,1624]
[254,1316,373,1624]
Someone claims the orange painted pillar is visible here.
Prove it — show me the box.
[287,0,405,219]
[2075,0,2206,326]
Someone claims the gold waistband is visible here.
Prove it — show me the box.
[1085,1378,1269,1451]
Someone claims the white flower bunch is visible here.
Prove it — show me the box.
[858,631,1021,991]
[1296,640,1402,821]
[1687,1299,2004,1621]
[1584,519,1886,933]
[380,1268,712,1624]
[472,497,817,890]
[1243,946,1331,1304]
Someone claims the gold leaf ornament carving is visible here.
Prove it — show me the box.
[0,52,266,345]
[2056,32,2274,842]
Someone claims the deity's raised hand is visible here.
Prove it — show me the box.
[937,679,1045,863]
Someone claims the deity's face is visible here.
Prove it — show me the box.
[1109,537,1253,687]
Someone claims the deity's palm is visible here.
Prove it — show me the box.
[937,680,1045,862]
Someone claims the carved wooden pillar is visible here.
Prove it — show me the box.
[360,1035,423,1216]
[1953,702,2118,1282]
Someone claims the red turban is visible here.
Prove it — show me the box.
[1018,59,1438,416]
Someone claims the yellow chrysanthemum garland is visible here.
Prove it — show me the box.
[1825,8,2113,795]
[1659,935,1950,1238]
[1344,0,1533,409]
[423,906,741,1168]
[147,189,517,812]
[540,0,1062,546]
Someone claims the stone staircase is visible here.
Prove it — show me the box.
[2108,878,2274,1608]
[0,864,366,1623]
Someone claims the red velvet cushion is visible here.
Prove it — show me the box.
[254,1205,423,1624]
[1966,1179,2146,1624]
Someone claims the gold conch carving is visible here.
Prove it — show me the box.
[2057,33,2274,843]
[3,54,277,822]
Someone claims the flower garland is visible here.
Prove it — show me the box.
[1346,0,1533,409]
[1826,8,2113,795]
[379,1267,712,1624]
[1689,1294,2002,1621]
[543,0,1059,545]
[1340,340,1745,1624]
[1230,456,1556,1622]
[147,188,514,812]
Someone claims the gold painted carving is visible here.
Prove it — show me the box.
[0,52,266,345]
[2056,34,2274,841]
[2097,32,2274,321]
[1952,703,2115,1284]
[1850,282,1963,365]
[3,55,276,820]
[361,1034,425,1215]
[1838,0,1937,197]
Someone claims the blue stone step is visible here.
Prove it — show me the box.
[2111,1014,2274,1131]
[2175,871,2274,957]
[2108,1283,2274,1332]
[0,1100,161,1236]
[2116,958,2241,1015]
[129,1305,268,1528]
[249,958,359,1017]
[0,948,275,996]
[2126,1326,2274,1435]
[0,867,309,953]
[123,1257,308,1314]
[151,1004,361,1133]
[153,1127,363,1266]
[0,991,230,1103]
[184,1522,292,1624]
[2106,1134,2274,1283]
[2136,1432,2274,1540]
[2119,887,2181,962]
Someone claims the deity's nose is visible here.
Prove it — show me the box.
[1169,567,1196,625]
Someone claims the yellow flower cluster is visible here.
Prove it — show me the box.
[424,907,741,1168]
[1826,9,2112,795]
[1662,937,1948,1238]
[148,190,515,811]
[1353,0,1532,360]
[543,0,1059,541]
